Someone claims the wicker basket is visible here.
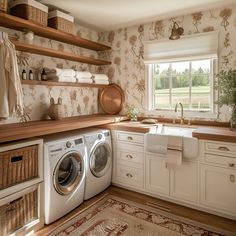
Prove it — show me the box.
[0,0,7,12]
[48,97,64,120]
[0,145,39,190]
[48,10,74,34]
[0,187,38,236]
[10,0,48,26]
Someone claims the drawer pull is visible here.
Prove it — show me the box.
[126,173,133,178]
[127,136,133,140]
[218,146,230,151]
[228,163,235,167]
[126,154,133,159]
[230,174,235,183]
[11,155,23,162]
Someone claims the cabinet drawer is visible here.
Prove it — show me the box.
[204,153,236,169]
[116,132,144,144]
[116,143,143,164]
[204,141,236,158]
[115,164,143,188]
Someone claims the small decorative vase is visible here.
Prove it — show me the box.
[127,106,139,122]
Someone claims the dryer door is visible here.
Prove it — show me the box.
[53,151,84,195]
[90,142,112,178]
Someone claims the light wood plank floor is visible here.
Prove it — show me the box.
[35,185,236,235]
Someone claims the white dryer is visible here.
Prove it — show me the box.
[83,129,112,200]
[44,134,86,224]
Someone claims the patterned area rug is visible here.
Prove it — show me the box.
[47,195,234,236]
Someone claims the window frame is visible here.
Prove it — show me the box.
[145,58,218,119]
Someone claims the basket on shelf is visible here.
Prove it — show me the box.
[0,0,7,12]
[10,0,48,26]
[48,97,64,120]
[0,145,39,190]
[48,10,74,34]
[0,187,38,236]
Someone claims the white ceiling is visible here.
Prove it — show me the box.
[40,0,236,31]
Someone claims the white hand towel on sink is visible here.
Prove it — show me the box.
[166,135,183,169]
[144,133,168,154]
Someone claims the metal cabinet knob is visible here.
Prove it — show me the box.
[126,173,133,178]
[127,136,133,140]
[230,174,235,183]
[228,163,235,167]
[126,154,133,159]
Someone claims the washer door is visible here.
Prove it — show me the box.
[54,151,84,195]
[90,142,112,178]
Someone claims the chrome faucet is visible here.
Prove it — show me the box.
[175,102,184,124]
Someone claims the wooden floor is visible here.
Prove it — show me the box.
[36,185,236,235]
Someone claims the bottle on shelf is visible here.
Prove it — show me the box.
[41,68,47,81]
[29,70,34,80]
[22,69,27,80]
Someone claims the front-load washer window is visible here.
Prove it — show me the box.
[90,142,111,178]
[54,151,84,195]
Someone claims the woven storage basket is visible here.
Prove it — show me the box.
[0,187,38,236]
[0,0,7,12]
[0,145,38,190]
[48,10,74,34]
[10,0,48,26]
[48,97,64,120]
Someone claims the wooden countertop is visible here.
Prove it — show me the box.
[192,127,236,143]
[0,115,127,144]
[1,117,235,144]
[99,121,159,133]
[101,121,236,143]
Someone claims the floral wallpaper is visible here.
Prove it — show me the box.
[1,5,235,124]
[0,24,105,124]
[99,6,236,122]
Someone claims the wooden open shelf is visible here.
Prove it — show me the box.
[12,39,111,65]
[0,13,111,51]
[21,79,108,88]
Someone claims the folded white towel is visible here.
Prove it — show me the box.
[61,69,76,77]
[166,149,182,169]
[75,71,92,79]
[94,80,109,85]
[77,78,93,84]
[46,75,75,82]
[166,135,183,169]
[93,74,109,81]
[144,133,168,154]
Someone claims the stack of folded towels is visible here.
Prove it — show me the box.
[45,68,110,85]
[45,68,76,82]
[75,71,93,84]
[93,74,109,85]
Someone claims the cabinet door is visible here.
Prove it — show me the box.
[200,164,236,214]
[146,154,169,196]
[170,161,197,203]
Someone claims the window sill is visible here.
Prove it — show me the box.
[145,109,219,121]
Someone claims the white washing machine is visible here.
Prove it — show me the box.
[83,129,112,200]
[44,134,86,224]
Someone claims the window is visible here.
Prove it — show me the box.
[144,31,219,116]
[150,59,214,111]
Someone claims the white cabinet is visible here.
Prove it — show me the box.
[199,140,236,216]
[146,153,169,196]
[200,164,236,214]
[112,130,236,220]
[112,131,144,190]
[170,161,197,203]
[146,153,197,202]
